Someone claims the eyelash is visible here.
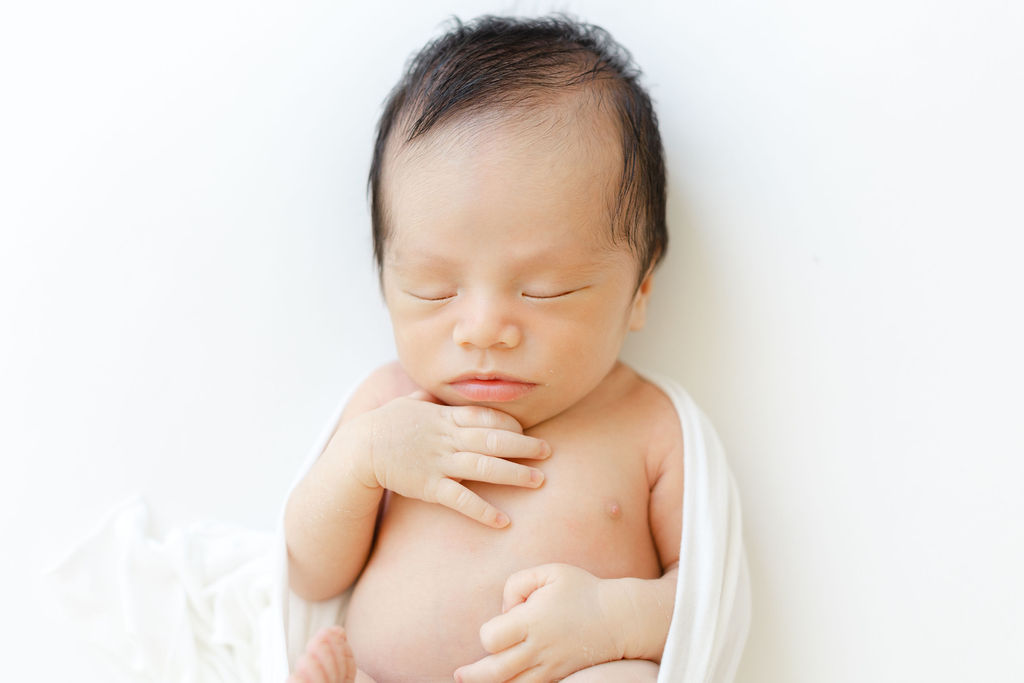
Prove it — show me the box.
[409,292,455,302]
[406,288,580,302]
[521,289,577,300]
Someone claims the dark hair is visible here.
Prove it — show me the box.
[368,14,667,284]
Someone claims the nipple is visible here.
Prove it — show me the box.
[604,499,622,520]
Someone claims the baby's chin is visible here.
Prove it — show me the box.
[430,389,569,431]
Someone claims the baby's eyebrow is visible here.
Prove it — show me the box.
[387,244,618,278]
[386,250,456,273]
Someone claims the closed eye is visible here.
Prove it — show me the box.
[405,291,456,302]
[521,287,583,300]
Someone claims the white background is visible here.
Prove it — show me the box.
[2,1,1022,681]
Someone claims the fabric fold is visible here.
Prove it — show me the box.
[46,496,276,683]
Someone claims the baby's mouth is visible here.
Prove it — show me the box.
[447,374,536,402]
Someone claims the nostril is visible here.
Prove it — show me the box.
[451,298,521,349]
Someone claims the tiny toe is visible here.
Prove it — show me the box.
[315,640,340,680]
[310,625,340,648]
[301,648,329,683]
[289,653,318,683]
[325,628,356,682]
[292,626,354,683]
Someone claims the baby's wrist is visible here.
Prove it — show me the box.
[324,414,381,491]
[602,575,673,662]
[597,577,634,660]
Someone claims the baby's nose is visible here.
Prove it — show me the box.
[452,298,522,349]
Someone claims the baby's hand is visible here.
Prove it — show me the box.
[350,390,550,528]
[453,564,626,682]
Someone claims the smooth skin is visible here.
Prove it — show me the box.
[285,94,683,682]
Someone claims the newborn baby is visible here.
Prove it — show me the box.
[284,16,682,683]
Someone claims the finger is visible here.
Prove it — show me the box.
[453,643,533,683]
[432,477,510,528]
[407,389,441,404]
[505,664,548,683]
[502,565,556,613]
[449,404,524,433]
[456,427,551,460]
[479,609,529,653]
[445,452,544,488]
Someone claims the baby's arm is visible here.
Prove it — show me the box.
[606,427,684,662]
[284,363,413,601]
[285,362,552,601]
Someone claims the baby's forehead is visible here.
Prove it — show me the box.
[388,227,625,271]
[385,89,623,185]
[378,92,641,279]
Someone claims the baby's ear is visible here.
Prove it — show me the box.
[628,269,655,331]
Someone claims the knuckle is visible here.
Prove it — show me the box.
[492,411,519,432]
[424,477,441,504]
[504,569,525,589]
[475,456,494,479]
[454,487,475,511]
[478,622,498,651]
[552,563,576,581]
[527,669,549,683]
[448,405,471,428]
[485,430,499,452]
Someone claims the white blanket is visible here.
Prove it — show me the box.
[46,496,278,682]
[48,372,750,682]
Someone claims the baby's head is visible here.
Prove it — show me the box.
[369,15,667,428]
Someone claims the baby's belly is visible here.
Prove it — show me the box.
[343,471,662,682]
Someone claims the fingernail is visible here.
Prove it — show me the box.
[530,469,544,485]
[495,512,509,527]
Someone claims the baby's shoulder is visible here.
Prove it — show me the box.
[609,364,681,431]
[614,365,685,482]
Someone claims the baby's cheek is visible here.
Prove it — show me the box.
[395,325,438,367]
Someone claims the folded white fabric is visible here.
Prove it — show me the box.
[651,373,751,681]
[268,372,752,683]
[46,496,276,683]
[48,372,750,683]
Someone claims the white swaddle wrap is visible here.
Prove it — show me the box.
[267,371,751,682]
[47,372,749,682]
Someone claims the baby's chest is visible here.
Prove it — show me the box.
[461,429,659,576]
